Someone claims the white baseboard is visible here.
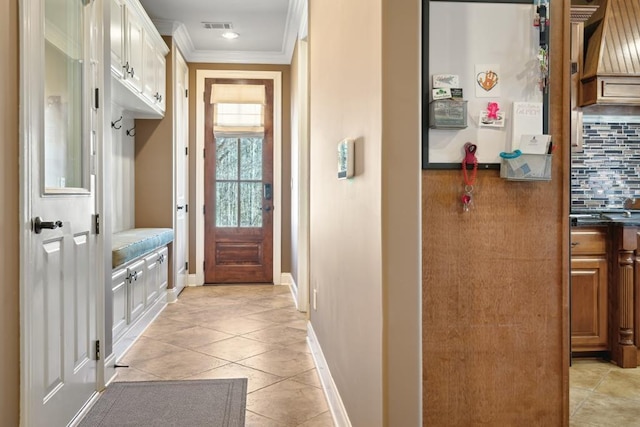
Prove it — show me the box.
[167,287,179,303]
[283,273,299,310]
[188,273,199,286]
[307,322,352,427]
[280,272,293,285]
[289,281,299,310]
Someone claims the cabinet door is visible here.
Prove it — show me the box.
[571,256,608,351]
[112,267,128,342]
[110,0,125,78]
[141,35,156,102]
[144,251,160,306]
[128,259,146,323]
[125,9,144,92]
[155,50,166,112]
[158,246,169,293]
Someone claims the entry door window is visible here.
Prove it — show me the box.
[216,137,263,228]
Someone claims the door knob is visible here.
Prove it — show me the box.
[32,217,63,234]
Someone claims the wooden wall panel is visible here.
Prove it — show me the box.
[422,0,570,424]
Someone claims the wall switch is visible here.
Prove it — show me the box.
[313,289,317,310]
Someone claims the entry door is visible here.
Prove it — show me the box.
[204,79,274,283]
[23,0,99,424]
[174,51,189,293]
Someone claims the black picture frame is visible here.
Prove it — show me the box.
[422,0,549,170]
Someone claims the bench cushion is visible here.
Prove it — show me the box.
[112,228,174,268]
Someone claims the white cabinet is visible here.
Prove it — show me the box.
[158,246,169,292]
[110,0,168,117]
[125,9,144,92]
[111,245,170,347]
[142,37,166,111]
[110,0,143,90]
[110,0,125,79]
[128,258,146,323]
[112,267,128,342]
[143,247,168,306]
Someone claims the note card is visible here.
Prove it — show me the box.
[519,134,551,155]
[512,102,543,150]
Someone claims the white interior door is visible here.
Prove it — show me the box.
[174,50,189,294]
[22,0,100,424]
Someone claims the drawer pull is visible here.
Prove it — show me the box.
[571,242,579,247]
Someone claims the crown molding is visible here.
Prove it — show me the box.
[151,0,305,65]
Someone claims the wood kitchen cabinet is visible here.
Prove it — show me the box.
[571,227,609,352]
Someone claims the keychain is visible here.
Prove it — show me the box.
[461,142,478,212]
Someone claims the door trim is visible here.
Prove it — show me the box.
[172,47,189,298]
[195,70,282,285]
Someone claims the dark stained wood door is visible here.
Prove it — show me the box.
[204,79,273,283]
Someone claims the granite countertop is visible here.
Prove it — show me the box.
[571,210,640,226]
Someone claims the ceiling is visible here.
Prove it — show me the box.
[139,0,306,64]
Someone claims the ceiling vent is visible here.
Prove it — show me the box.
[202,22,233,30]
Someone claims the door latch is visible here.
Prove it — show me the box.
[264,183,272,200]
[32,217,63,234]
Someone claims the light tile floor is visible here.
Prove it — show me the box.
[570,358,640,426]
[115,284,334,427]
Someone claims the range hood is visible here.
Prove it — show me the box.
[581,0,640,106]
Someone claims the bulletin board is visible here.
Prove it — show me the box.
[422,0,548,169]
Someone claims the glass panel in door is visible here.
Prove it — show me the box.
[215,137,263,228]
[44,0,86,191]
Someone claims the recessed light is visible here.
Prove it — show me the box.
[221,31,239,40]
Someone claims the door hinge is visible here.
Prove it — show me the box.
[185,146,188,156]
[203,261,206,271]
[203,205,206,215]
[203,91,206,103]
[95,340,101,361]
[94,214,100,235]
[94,88,100,109]
[185,261,189,270]
[185,89,188,98]
[203,148,206,158]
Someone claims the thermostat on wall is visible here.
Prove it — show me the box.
[338,138,355,179]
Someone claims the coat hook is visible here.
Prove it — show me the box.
[126,127,136,137]
[111,116,123,130]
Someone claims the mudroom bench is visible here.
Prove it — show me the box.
[111,228,174,359]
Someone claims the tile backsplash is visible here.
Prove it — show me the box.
[571,121,640,210]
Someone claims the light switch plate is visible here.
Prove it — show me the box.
[337,138,355,179]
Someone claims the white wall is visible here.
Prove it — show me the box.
[110,105,135,233]
[309,0,384,424]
